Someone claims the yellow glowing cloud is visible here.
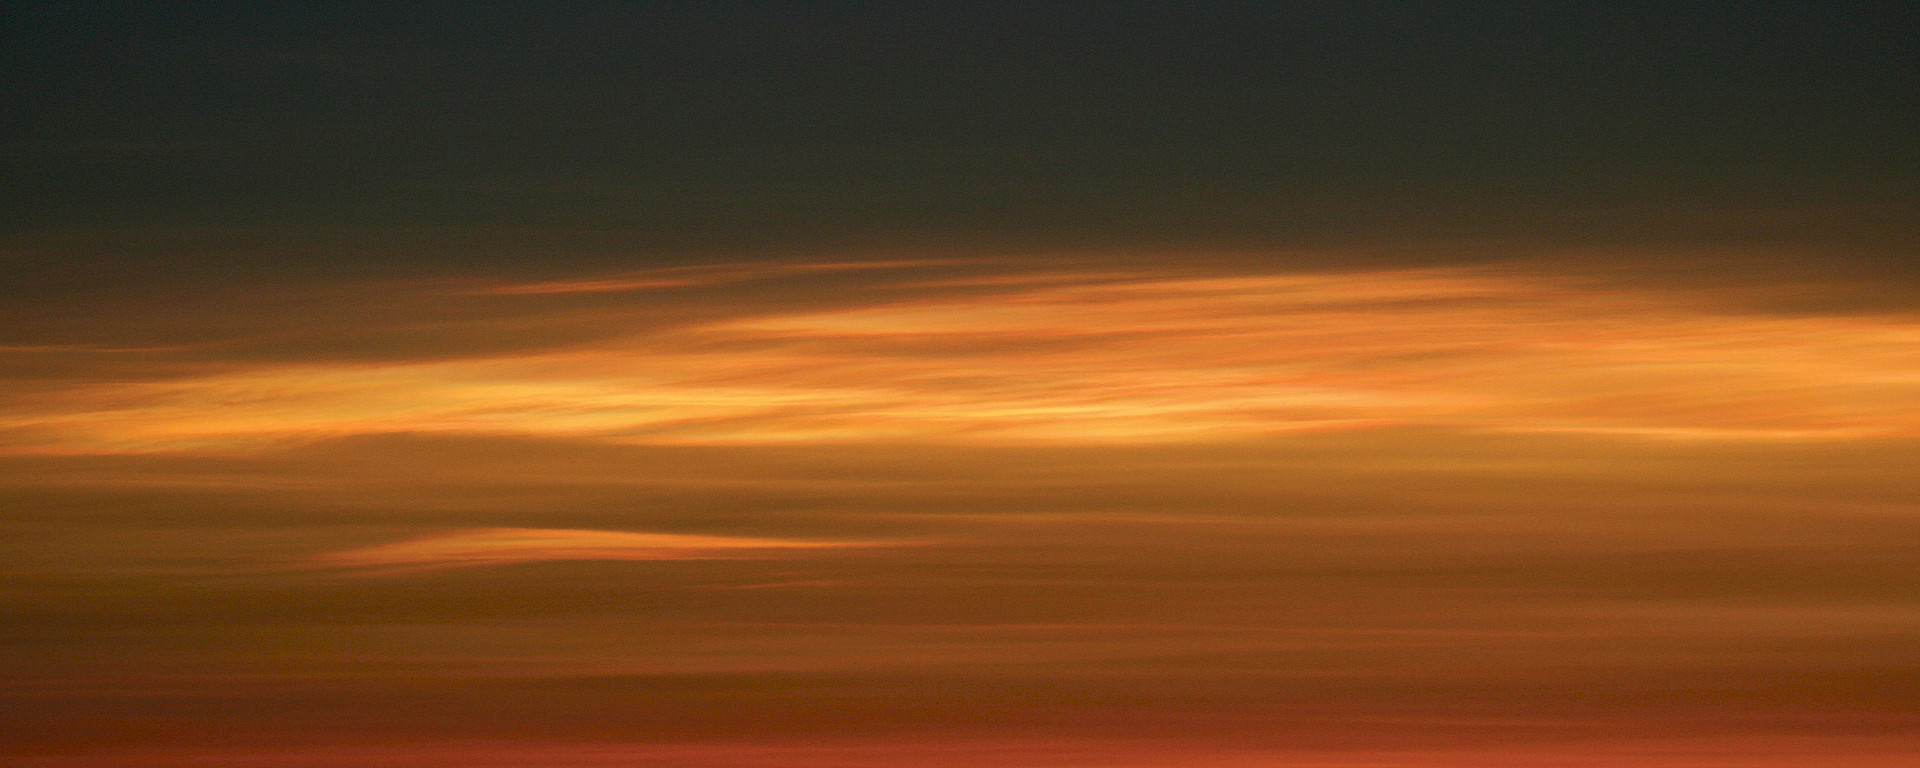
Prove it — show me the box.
[4,262,1919,453]
[314,527,876,574]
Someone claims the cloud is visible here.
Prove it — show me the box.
[473,259,968,295]
[312,527,882,575]
[4,260,1919,453]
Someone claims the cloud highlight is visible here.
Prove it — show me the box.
[314,528,877,575]
[4,261,1919,453]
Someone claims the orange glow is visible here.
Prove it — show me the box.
[15,735,1920,767]
[5,263,1917,452]
[313,527,885,574]
[3,256,1916,765]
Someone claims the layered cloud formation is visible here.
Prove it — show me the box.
[4,261,1918,453]
[3,254,1916,766]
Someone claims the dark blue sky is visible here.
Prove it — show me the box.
[3,2,1914,264]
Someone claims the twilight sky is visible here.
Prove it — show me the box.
[2,3,1917,766]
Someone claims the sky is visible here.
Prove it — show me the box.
[2,2,1917,766]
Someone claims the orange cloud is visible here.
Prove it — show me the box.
[313,527,880,575]
[4,262,1918,453]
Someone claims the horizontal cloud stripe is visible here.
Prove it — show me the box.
[314,528,880,574]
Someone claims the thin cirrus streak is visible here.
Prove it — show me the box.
[471,258,972,295]
[312,527,886,575]
[3,262,1919,453]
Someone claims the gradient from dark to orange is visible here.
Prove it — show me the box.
[3,3,1916,766]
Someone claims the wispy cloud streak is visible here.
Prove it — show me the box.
[313,528,880,575]
[473,259,968,295]
[4,262,1919,452]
